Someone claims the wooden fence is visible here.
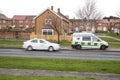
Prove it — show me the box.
[30,32,71,41]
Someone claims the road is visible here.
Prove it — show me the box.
[0,49,120,60]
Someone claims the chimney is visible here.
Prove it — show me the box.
[58,8,60,14]
[51,6,53,10]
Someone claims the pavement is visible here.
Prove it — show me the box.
[61,46,120,52]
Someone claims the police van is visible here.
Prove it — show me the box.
[71,32,108,50]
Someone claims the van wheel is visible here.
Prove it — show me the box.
[76,45,81,50]
[27,46,33,51]
[100,45,106,50]
[48,46,54,52]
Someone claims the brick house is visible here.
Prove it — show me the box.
[69,19,97,33]
[12,15,36,30]
[96,19,109,31]
[69,18,120,33]
[34,6,70,36]
[0,13,12,29]
[96,19,118,31]
[114,22,120,34]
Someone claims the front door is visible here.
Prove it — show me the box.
[91,36,101,48]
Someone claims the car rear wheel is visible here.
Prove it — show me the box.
[27,46,33,51]
[48,46,54,52]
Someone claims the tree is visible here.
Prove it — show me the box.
[45,16,61,43]
[76,0,102,32]
[116,11,120,18]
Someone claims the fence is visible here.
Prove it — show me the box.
[30,32,71,41]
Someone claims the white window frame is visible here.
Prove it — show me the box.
[42,29,54,35]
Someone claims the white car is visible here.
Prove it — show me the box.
[23,38,60,51]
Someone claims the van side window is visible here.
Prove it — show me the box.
[82,36,91,41]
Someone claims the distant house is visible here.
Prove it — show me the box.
[69,19,97,33]
[96,19,109,31]
[114,22,120,34]
[0,13,11,29]
[12,15,36,30]
[96,18,120,33]
[34,6,70,36]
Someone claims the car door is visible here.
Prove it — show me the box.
[39,40,49,50]
[30,39,39,49]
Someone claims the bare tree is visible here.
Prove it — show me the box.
[46,16,61,43]
[76,0,102,32]
[116,11,120,17]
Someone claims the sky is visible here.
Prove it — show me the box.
[0,0,120,19]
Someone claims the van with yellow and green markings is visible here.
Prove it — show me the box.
[71,32,108,50]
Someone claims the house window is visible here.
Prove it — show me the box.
[19,25,23,27]
[3,20,6,23]
[19,20,23,23]
[13,20,15,23]
[45,19,52,25]
[32,20,35,23]
[26,20,28,23]
[42,29,53,35]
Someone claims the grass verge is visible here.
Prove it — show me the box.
[0,75,97,80]
[0,75,98,80]
[100,37,120,42]
[0,56,120,74]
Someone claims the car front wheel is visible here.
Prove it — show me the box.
[48,46,54,52]
[100,45,106,50]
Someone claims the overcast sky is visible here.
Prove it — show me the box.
[0,0,120,19]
